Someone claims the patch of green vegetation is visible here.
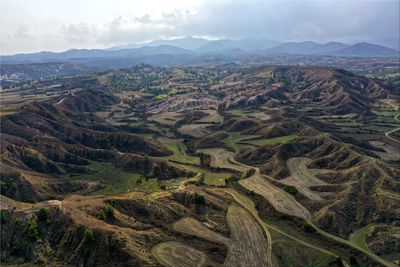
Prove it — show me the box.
[1,210,7,224]
[244,135,297,146]
[175,163,231,186]
[28,220,39,240]
[159,137,200,165]
[98,209,106,220]
[223,132,257,152]
[283,185,298,195]
[154,94,166,100]
[105,203,114,218]
[303,223,317,233]
[193,192,206,204]
[84,229,94,243]
[36,207,49,221]
[63,161,162,195]
[350,224,375,251]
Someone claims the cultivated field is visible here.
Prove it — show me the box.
[196,148,248,172]
[196,110,224,123]
[152,241,220,267]
[148,111,184,126]
[178,124,213,138]
[280,157,329,200]
[173,217,230,245]
[240,172,311,220]
[224,205,271,267]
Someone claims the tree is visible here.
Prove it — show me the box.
[28,221,39,240]
[36,207,49,221]
[98,209,106,220]
[84,229,94,243]
[105,204,114,218]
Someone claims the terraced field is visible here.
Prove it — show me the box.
[239,171,311,220]
[369,141,400,161]
[148,111,184,126]
[163,204,272,267]
[152,241,220,267]
[224,205,271,267]
[174,217,230,245]
[178,124,213,138]
[196,148,248,172]
[280,157,329,200]
[196,110,224,123]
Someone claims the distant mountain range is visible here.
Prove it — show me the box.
[2,37,398,65]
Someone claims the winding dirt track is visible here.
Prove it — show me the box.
[152,241,220,267]
[385,113,400,143]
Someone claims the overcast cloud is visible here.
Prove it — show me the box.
[0,0,398,55]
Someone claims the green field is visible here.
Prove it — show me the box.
[349,224,375,251]
[63,161,161,195]
[223,132,257,152]
[158,137,200,165]
[244,135,297,146]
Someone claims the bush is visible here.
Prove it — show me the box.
[36,207,49,221]
[303,223,316,233]
[14,218,22,225]
[98,209,106,220]
[193,192,205,205]
[0,182,7,195]
[28,221,39,240]
[105,204,114,218]
[283,185,298,195]
[84,229,94,243]
[160,184,166,190]
[136,178,142,185]
[1,210,7,224]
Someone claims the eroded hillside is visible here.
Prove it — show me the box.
[1,65,399,266]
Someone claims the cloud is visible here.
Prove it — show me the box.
[1,0,399,54]
[14,25,31,39]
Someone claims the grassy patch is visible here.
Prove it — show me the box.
[158,137,200,165]
[350,224,375,251]
[244,135,297,146]
[223,132,257,152]
[63,161,161,195]
[176,164,231,186]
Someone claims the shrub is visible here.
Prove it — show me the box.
[193,192,205,205]
[84,229,94,243]
[283,185,298,195]
[14,218,22,226]
[98,209,106,220]
[1,210,7,224]
[28,221,39,240]
[160,184,166,190]
[36,207,49,221]
[303,223,316,233]
[136,178,142,185]
[0,182,7,195]
[105,204,114,218]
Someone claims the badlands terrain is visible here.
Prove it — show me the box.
[0,64,399,266]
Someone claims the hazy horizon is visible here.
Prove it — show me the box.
[1,0,399,55]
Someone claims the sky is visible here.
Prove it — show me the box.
[0,0,399,55]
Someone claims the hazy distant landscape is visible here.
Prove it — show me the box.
[1,0,399,266]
